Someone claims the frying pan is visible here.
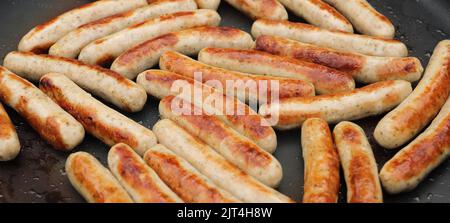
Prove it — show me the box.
[0,0,449,203]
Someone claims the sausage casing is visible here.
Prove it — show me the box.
[153,119,294,203]
[39,73,156,155]
[18,0,147,53]
[278,0,353,32]
[108,143,183,203]
[333,121,383,203]
[3,51,147,112]
[223,0,288,20]
[380,97,450,194]
[323,0,395,38]
[251,19,407,57]
[255,35,423,84]
[0,67,84,151]
[136,70,277,153]
[160,51,316,102]
[79,9,221,66]
[375,40,450,149]
[301,118,339,203]
[144,144,241,203]
[111,26,254,79]
[198,47,355,94]
[259,80,412,130]
[49,0,198,58]
[66,151,133,203]
[0,103,20,161]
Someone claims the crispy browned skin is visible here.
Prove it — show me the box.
[380,98,450,194]
[66,152,133,203]
[224,0,288,20]
[140,70,275,143]
[0,104,13,140]
[199,47,355,94]
[109,143,182,203]
[333,122,382,203]
[144,144,241,203]
[301,118,340,203]
[255,35,421,80]
[161,96,272,168]
[159,51,315,100]
[0,67,76,150]
[39,75,139,149]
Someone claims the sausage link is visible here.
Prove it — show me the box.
[3,51,147,112]
[144,144,242,203]
[153,119,294,203]
[49,0,198,58]
[375,40,450,149]
[198,47,355,94]
[79,10,221,66]
[159,96,283,187]
[333,121,383,203]
[0,67,84,151]
[108,143,183,203]
[301,118,339,203]
[112,26,254,79]
[278,0,353,32]
[18,0,147,53]
[160,51,315,103]
[39,73,156,155]
[223,0,288,20]
[136,70,277,153]
[259,80,412,130]
[251,19,407,57]
[255,35,423,83]
[323,0,395,38]
[380,97,450,194]
[0,103,20,161]
[66,152,133,203]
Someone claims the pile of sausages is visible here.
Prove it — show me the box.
[0,0,448,203]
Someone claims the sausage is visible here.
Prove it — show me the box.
[159,95,283,187]
[66,152,133,203]
[18,0,148,53]
[333,121,383,203]
[49,0,198,59]
[301,118,339,203]
[3,51,147,112]
[0,103,20,161]
[374,40,450,149]
[111,26,254,79]
[323,0,395,38]
[160,51,315,103]
[223,0,288,20]
[78,10,221,66]
[108,143,183,203]
[278,0,353,33]
[153,119,294,203]
[136,70,277,153]
[380,97,450,194]
[0,67,84,151]
[251,19,408,57]
[259,80,412,130]
[144,144,242,203]
[195,0,221,9]
[39,73,156,156]
[255,35,423,84]
[198,47,355,94]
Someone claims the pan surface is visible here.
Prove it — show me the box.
[0,0,449,203]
